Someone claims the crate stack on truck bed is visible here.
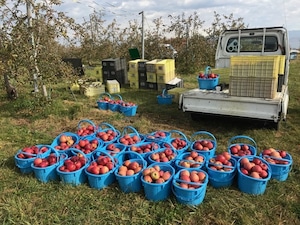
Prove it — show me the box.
[229,55,285,99]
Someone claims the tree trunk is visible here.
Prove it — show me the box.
[4,74,18,100]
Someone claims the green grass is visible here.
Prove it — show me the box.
[1,59,300,225]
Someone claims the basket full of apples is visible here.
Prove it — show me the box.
[197,66,219,90]
[119,101,138,117]
[174,151,206,172]
[237,156,272,195]
[172,168,208,206]
[228,135,257,161]
[95,122,121,145]
[190,131,217,160]
[76,119,97,139]
[31,147,62,183]
[85,151,116,190]
[108,94,123,112]
[259,148,293,181]
[114,151,147,193]
[97,92,112,110]
[205,152,237,188]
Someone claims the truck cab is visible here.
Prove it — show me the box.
[179,27,290,129]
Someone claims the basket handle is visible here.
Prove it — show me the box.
[169,130,188,142]
[162,89,168,97]
[205,66,211,74]
[111,94,123,101]
[99,92,111,100]
[77,119,97,130]
[98,122,117,133]
[190,131,217,146]
[228,135,257,149]
[121,126,140,137]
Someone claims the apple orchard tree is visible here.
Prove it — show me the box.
[0,0,83,100]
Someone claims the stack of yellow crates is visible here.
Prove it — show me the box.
[146,59,176,91]
[229,55,285,99]
[128,59,148,89]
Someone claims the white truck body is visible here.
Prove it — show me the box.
[179,27,290,127]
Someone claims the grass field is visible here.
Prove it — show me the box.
[0,59,300,225]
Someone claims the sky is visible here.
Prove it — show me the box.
[54,0,300,31]
[49,0,300,48]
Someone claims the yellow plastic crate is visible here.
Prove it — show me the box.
[146,59,162,73]
[155,59,175,75]
[278,55,285,75]
[146,72,157,83]
[229,76,278,99]
[129,59,148,73]
[157,70,176,83]
[230,55,281,78]
[129,80,139,89]
[106,80,120,94]
[128,71,139,82]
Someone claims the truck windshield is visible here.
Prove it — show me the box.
[226,36,278,53]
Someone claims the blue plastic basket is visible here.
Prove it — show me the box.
[141,162,175,201]
[190,131,217,160]
[172,168,208,206]
[127,142,161,160]
[31,148,61,183]
[157,89,174,105]
[85,151,116,190]
[114,152,147,193]
[76,119,97,139]
[145,130,171,143]
[97,92,112,110]
[228,135,257,161]
[167,130,190,156]
[197,66,219,90]
[174,152,206,172]
[71,136,104,159]
[237,156,272,195]
[147,146,177,166]
[95,122,121,145]
[51,132,79,152]
[119,104,138,116]
[108,94,123,112]
[56,149,89,186]
[117,126,145,147]
[205,157,237,188]
[14,145,53,174]
[259,151,293,181]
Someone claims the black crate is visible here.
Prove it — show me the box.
[138,61,147,72]
[138,71,147,82]
[139,81,148,89]
[102,58,122,71]
[147,82,158,90]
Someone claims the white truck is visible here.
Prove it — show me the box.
[179,26,290,129]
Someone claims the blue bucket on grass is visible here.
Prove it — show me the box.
[228,135,257,161]
[157,89,174,105]
[95,122,121,145]
[145,130,171,143]
[97,92,111,110]
[237,156,272,195]
[205,157,237,188]
[168,130,190,156]
[117,126,145,147]
[71,136,104,160]
[197,66,219,90]
[119,104,138,117]
[76,119,97,139]
[31,148,61,183]
[172,168,208,206]
[114,151,147,193]
[50,132,79,153]
[259,151,293,181]
[141,162,175,201]
[190,131,217,160]
[56,149,89,186]
[85,151,116,190]
[14,145,52,174]
[127,142,161,161]
[174,151,206,172]
[108,94,123,112]
[147,146,177,166]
